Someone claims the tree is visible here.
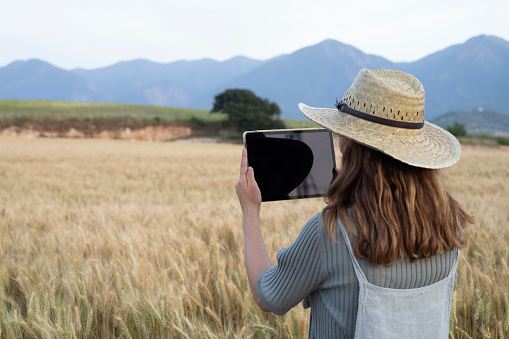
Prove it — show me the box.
[447,121,467,137]
[211,89,285,131]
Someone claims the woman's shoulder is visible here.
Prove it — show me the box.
[285,212,338,257]
[296,213,323,241]
[301,212,347,245]
[304,212,322,227]
[305,211,351,238]
[301,212,333,240]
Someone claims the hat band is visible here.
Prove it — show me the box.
[336,101,424,130]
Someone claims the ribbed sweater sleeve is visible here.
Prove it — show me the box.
[257,214,324,316]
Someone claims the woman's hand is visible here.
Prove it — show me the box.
[235,148,271,312]
[235,148,262,215]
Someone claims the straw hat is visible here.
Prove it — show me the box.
[299,68,461,169]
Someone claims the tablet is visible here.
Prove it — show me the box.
[243,128,336,202]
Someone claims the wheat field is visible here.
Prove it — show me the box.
[0,137,508,338]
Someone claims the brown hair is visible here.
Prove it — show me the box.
[323,138,474,266]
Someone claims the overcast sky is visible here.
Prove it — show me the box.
[1,0,508,70]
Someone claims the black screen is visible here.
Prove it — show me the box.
[244,129,336,202]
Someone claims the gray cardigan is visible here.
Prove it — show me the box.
[257,213,457,338]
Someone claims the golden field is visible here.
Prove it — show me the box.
[0,137,508,338]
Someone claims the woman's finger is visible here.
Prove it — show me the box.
[238,148,248,182]
[246,166,258,189]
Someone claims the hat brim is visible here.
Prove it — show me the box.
[299,103,461,169]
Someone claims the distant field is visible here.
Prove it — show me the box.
[0,100,316,129]
[0,137,507,338]
[0,100,225,122]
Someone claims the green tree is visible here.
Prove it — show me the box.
[494,136,509,145]
[447,121,467,137]
[211,89,285,131]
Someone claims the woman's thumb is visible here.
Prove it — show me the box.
[247,167,257,186]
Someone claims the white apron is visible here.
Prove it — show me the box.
[338,222,459,339]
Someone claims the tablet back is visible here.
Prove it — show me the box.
[244,128,336,201]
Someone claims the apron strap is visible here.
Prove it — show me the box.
[337,220,368,283]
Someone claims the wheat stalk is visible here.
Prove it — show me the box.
[84,310,93,339]
[115,317,132,339]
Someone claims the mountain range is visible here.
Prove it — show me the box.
[1,35,508,120]
[431,109,509,137]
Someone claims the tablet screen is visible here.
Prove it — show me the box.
[244,129,336,202]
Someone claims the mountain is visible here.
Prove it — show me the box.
[0,59,95,101]
[431,109,509,137]
[217,39,394,118]
[72,56,265,107]
[401,35,509,118]
[1,35,508,120]
[222,35,509,119]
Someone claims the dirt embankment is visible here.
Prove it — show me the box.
[0,118,220,141]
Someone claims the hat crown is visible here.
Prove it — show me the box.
[341,69,425,124]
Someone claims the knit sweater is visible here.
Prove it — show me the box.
[257,213,457,338]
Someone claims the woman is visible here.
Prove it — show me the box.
[235,69,474,338]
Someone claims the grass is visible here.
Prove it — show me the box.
[0,100,226,123]
[0,138,507,338]
[457,135,509,147]
[0,100,317,135]
[280,119,317,129]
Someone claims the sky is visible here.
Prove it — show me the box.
[1,0,508,70]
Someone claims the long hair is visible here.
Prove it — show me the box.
[323,138,474,266]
